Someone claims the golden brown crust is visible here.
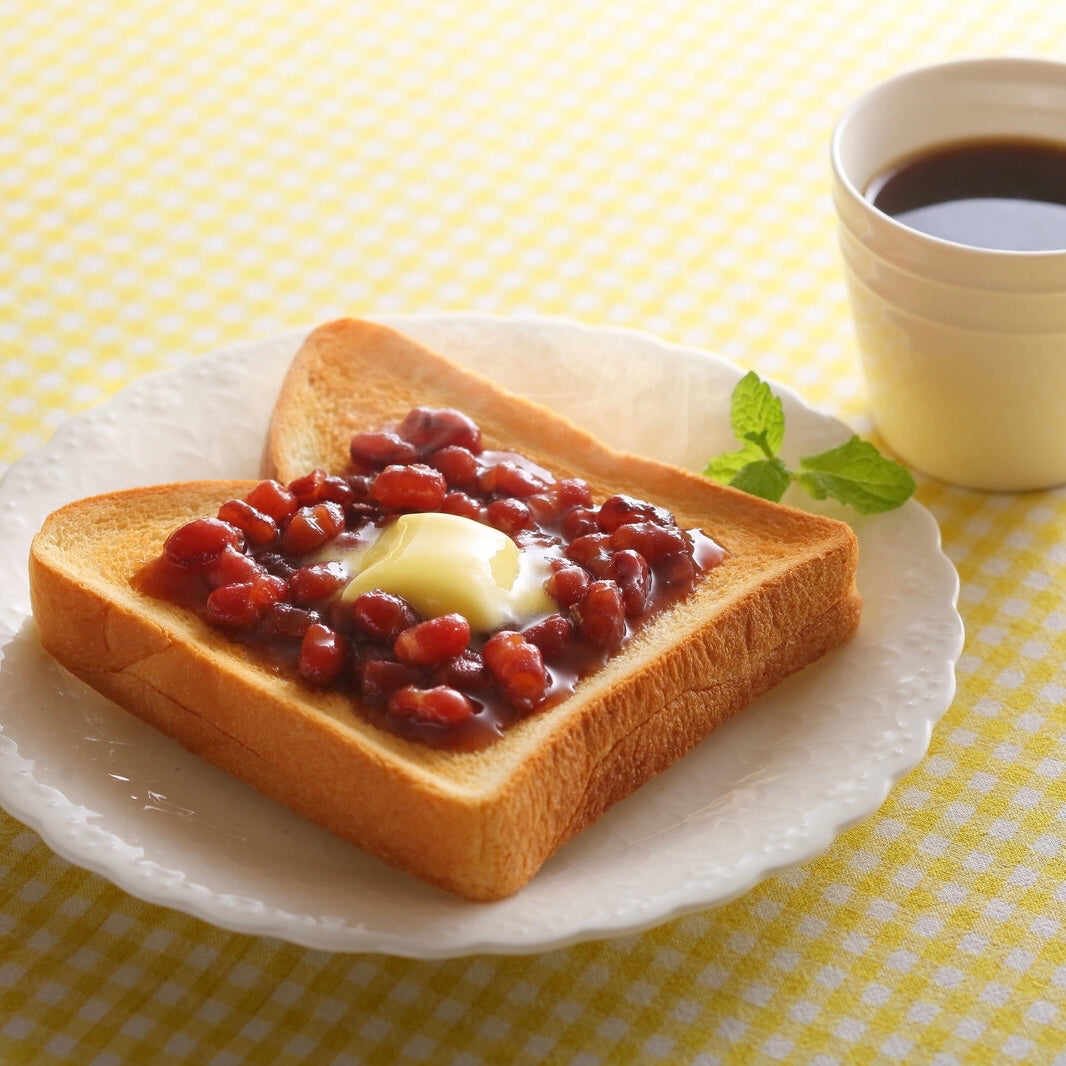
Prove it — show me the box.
[30,319,861,900]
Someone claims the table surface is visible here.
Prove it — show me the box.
[3,2,1066,1063]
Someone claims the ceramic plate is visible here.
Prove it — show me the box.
[0,314,963,957]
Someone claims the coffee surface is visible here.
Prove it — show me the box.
[867,137,1066,251]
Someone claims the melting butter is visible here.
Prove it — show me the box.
[340,512,555,632]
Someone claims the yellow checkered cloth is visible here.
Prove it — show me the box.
[3,1,1066,1062]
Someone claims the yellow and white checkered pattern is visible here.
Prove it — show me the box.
[3,1,1066,1062]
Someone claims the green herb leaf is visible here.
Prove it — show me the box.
[703,441,764,484]
[729,457,793,503]
[704,371,916,515]
[797,436,917,514]
[730,370,785,459]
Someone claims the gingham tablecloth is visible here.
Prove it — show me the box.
[3,2,1066,1063]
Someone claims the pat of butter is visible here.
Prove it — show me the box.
[341,512,555,632]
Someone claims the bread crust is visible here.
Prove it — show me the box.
[30,319,861,900]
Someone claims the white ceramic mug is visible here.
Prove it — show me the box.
[831,57,1066,492]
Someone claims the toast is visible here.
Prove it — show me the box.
[30,319,861,901]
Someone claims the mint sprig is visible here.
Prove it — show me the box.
[703,371,916,514]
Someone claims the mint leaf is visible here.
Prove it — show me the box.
[730,457,793,503]
[703,440,764,484]
[731,371,784,459]
[704,371,915,515]
[797,437,916,514]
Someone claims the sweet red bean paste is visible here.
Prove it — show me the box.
[141,407,725,749]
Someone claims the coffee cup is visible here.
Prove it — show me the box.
[831,57,1066,492]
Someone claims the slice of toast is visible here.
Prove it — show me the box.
[30,319,860,900]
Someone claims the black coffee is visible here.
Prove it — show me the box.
[866,137,1066,251]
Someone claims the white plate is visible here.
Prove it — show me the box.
[0,314,963,957]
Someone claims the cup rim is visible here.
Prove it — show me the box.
[830,55,1066,264]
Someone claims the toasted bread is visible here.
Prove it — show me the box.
[30,319,860,900]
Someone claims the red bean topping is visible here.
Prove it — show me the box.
[483,631,551,711]
[431,649,490,692]
[440,491,483,521]
[387,684,477,725]
[298,623,348,685]
[261,602,321,640]
[397,407,482,455]
[545,563,590,608]
[319,500,347,535]
[561,506,599,540]
[204,544,263,589]
[255,550,299,580]
[345,475,374,503]
[217,498,278,548]
[153,406,712,747]
[164,517,244,568]
[574,579,627,650]
[287,468,352,507]
[524,492,558,527]
[565,532,613,576]
[322,595,354,634]
[358,657,423,705]
[394,613,471,667]
[596,493,675,533]
[245,479,298,524]
[280,501,346,555]
[553,477,594,510]
[370,463,447,512]
[257,572,290,606]
[522,613,575,658]
[607,520,689,562]
[325,476,356,506]
[478,459,548,499]
[656,550,699,587]
[427,445,479,488]
[203,583,261,630]
[604,548,652,616]
[349,430,418,469]
[204,574,286,630]
[351,590,421,643]
[289,560,348,605]
[485,497,534,535]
